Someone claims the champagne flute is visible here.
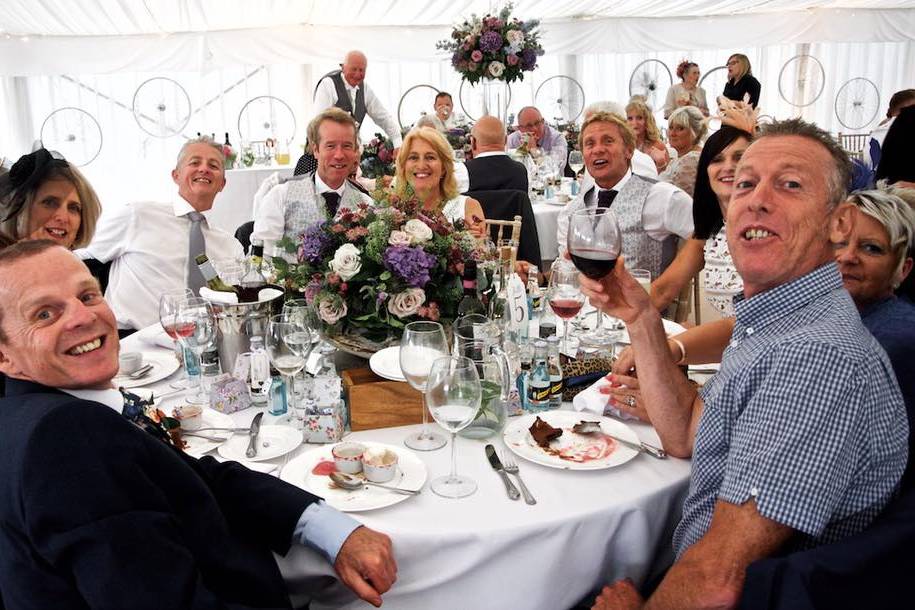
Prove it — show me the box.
[568,150,584,176]
[158,288,194,389]
[400,321,448,451]
[548,261,585,355]
[568,207,623,348]
[266,317,308,423]
[426,356,482,499]
[177,297,217,405]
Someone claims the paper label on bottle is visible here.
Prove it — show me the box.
[507,274,528,331]
[233,353,251,380]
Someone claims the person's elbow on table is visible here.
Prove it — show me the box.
[334,526,398,607]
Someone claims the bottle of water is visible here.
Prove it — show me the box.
[526,340,550,412]
[526,266,541,339]
[248,336,270,404]
[546,336,563,410]
[268,376,287,416]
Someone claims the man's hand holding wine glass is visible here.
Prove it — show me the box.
[577,255,655,327]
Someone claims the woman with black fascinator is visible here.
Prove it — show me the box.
[0,148,102,250]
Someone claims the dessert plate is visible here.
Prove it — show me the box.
[112,351,180,388]
[218,425,302,462]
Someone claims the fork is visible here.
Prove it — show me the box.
[500,451,536,505]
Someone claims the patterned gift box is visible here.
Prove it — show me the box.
[303,402,346,443]
[208,374,252,414]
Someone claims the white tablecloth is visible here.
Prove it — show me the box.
[122,330,691,610]
[208,165,294,235]
[531,199,565,264]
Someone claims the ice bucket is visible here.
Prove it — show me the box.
[208,285,285,372]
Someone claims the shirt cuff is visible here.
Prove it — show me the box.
[292,500,361,562]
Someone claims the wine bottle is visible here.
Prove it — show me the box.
[224,132,231,147]
[194,253,237,294]
[457,260,486,316]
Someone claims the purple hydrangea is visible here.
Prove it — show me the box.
[479,30,503,53]
[383,246,438,288]
[521,48,538,70]
[298,222,332,264]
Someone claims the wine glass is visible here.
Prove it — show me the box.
[567,207,623,348]
[282,300,317,393]
[568,150,584,176]
[158,288,194,389]
[176,297,217,405]
[265,316,308,422]
[548,260,586,355]
[400,321,448,451]
[426,356,482,498]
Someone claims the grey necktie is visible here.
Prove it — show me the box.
[187,211,207,294]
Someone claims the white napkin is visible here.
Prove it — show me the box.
[258,287,283,302]
[200,286,239,304]
[571,375,639,421]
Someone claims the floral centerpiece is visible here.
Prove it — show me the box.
[445,119,473,157]
[557,121,580,152]
[436,2,544,85]
[359,132,396,179]
[273,187,487,343]
[222,143,237,169]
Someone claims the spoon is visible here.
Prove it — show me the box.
[329,472,420,495]
[126,364,154,379]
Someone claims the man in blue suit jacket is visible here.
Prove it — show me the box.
[0,240,396,609]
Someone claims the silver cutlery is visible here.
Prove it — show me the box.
[499,450,536,505]
[191,426,250,433]
[126,364,154,380]
[181,432,230,442]
[604,432,667,459]
[246,412,264,458]
[329,472,421,496]
[485,444,520,501]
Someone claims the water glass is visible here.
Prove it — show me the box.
[401,321,448,451]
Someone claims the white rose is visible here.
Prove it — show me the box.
[329,243,362,281]
[506,29,524,45]
[471,23,482,35]
[388,230,412,247]
[318,298,347,325]
[387,288,426,319]
[488,61,505,78]
[403,219,433,244]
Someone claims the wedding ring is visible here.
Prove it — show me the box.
[626,396,636,408]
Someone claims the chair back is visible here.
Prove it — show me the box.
[837,132,870,159]
[468,189,542,267]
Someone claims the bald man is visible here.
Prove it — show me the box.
[313,50,403,149]
[464,116,529,193]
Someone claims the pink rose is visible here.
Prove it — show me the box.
[471,50,483,63]
[317,297,347,325]
[507,53,519,66]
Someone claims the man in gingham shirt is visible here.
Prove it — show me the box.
[580,119,908,609]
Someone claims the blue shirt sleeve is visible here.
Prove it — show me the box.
[292,500,361,562]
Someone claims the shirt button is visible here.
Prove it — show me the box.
[746,327,755,336]
[750,487,759,497]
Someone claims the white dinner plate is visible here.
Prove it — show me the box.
[369,346,405,382]
[280,442,427,512]
[112,351,180,388]
[218,425,302,462]
[503,411,639,470]
[182,408,234,458]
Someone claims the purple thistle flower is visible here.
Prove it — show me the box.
[521,47,538,70]
[479,30,502,53]
[298,222,332,264]
[383,245,438,288]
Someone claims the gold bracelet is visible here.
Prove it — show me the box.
[670,337,686,365]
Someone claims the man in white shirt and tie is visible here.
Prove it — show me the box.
[313,50,403,154]
[252,108,374,254]
[557,112,693,280]
[77,137,243,331]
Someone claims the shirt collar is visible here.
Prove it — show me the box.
[61,387,124,413]
[733,262,845,332]
[172,196,212,219]
[592,169,631,196]
[473,151,507,159]
[315,173,345,196]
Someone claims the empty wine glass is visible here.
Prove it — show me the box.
[266,316,308,423]
[282,300,317,398]
[176,297,217,405]
[548,260,586,355]
[158,288,194,389]
[400,321,448,451]
[568,207,623,348]
[568,150,584,176]
[426,355,482,498]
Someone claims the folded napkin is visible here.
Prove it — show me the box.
[258,287,283,302]
[571,375,639,421]
[200,286,239,304]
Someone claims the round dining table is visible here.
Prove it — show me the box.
[122,327,692,610]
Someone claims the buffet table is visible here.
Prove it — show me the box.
[122,329,691,610]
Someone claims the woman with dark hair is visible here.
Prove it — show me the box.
[875,105,915,190]
[663,60,709,118]
[0,148,102,250]
[650,125,753,314]
[722,53,761,108]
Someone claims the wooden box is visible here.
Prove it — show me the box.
[342,368,424,431]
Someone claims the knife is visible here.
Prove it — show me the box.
[485,444,520,500]
[246,412,264,458]
[606,432,667,459]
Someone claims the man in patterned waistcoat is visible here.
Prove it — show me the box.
[557,111,693,280]
[313,50,403,153]
[253,108,374,252]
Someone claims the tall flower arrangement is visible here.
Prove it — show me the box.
[274,188,487,341]
[436,2,544,85]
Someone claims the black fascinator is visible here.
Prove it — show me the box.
[0,149,70,222]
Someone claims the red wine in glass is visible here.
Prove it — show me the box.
[549,298,584,320]
[163,321,196,340]
[570,248,617,280]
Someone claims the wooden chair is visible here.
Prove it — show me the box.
[484,215,522,266]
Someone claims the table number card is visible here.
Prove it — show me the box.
[507,273,529,332]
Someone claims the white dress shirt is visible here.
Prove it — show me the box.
[557,169,693,257]
[76,198,244,330]
[62,386,359,562]
[314,77,403,147]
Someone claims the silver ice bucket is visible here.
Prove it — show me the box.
[208,285,285,372]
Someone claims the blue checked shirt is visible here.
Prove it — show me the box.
[673,263,908,557]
